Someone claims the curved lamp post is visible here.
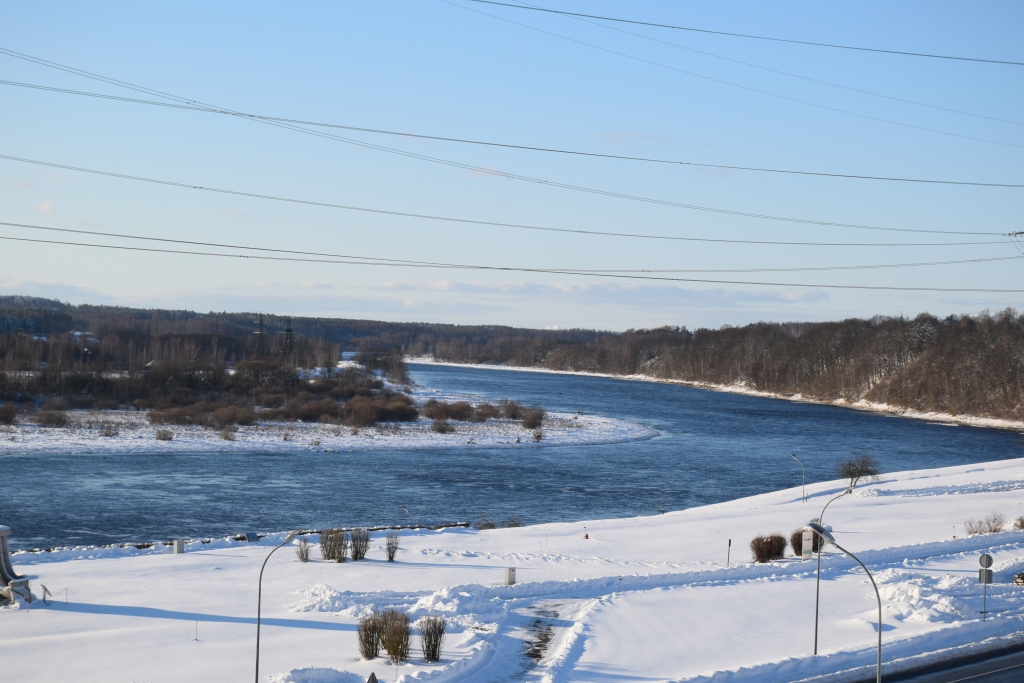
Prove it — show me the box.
[791,454,806,503]
[809,523,882,683]
[814,487,853,655]
[255,531,298,683]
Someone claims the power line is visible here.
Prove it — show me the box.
[2,232,1021,293]
[0,153,1009,248]
[4,78,1021,190]
[2,49,1019,239]
[2,220,1018,274]
[467,0,1024,67]
[441,1,1024,150]
[511,0,1024,128]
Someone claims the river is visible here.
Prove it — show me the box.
[2,362,1020,550]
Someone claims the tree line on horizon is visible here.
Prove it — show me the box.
[1,297,1021,421]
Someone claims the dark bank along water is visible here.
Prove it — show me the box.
[2,363,1021,550]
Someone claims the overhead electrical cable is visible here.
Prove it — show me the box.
[439,1,1024,149]
[0,153,1009,248]
[2,233,1021,293]
[1,46,1019,234]
[3,79,1021,189]
[2,221,1019,274]
[507,0,1024,127]
[467,0,1024,67]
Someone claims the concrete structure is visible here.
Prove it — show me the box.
[0,525,29,605]
[504,567,516,585]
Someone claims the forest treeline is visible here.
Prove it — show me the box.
[2,297,1022,421]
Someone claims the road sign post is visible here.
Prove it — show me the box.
[979,553,994,621]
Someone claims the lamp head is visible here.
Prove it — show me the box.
[808,522,836,547]
[283,531,299,544]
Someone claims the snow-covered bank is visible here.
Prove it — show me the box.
[7,458,1024,682]
[409,357,1024,432]
[0,409,653,455]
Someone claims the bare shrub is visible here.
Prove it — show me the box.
[220,427,237,441]
[965,513,1007,535]
[532,430,543,442]
[36,410,69,428]
[418,616,446,663]
[358,613,382,659]
[350,528,371,560]
[378,609,411,664]
[472,403,500,422]
[790,527,820,556]
[42,398,70,411]
[295,537,311,562]
[500,516,522,528]
[837,454,881,489]
[0,404,17,425]
[475,516,496,530]
[750,534,787,563]
[431,418,455,434]
[1014,516,1024,532]
[320,529,349,562]
[210,405,257,427]
[423,400,474,421]
[99,422,119,437]
[154,428,173,441]
[386,532,400,562]
[522,408,545,429]
[500,399,522,420]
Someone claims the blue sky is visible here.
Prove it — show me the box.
[1,1,1021,329]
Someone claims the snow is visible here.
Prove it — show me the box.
[0,379,655,455]
[7,457,1024,681]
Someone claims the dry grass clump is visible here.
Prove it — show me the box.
[357,613,383,659]
[418,616,446,663]
[378,609,411,664]
[320,529,349,562]
[750,534,787,563]
[431,418,455,434]
[386,532,400,562]
[220,427,237,441]
[154,428,174,441]
[0,404,18,425]
[350,528,370,561]
[295,537,311,562]
[98,422,119,437]
[36,410,69,428]
[964,513,1007,536]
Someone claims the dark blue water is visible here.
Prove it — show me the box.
[2,363,1021,550]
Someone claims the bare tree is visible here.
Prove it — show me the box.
[837,454,881,490]
[386,532,400,562]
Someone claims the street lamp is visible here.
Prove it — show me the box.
[791,454,806,503]
[255,531,299,683]
[814,487,853,655]
[809,523,883,683]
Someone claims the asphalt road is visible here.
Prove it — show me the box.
[892,649,1024,683]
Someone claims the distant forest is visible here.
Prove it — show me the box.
[1,296,1022,421]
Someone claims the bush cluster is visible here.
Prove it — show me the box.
[35,410,69,428]
[750,534,787,563]
[964,513,1007,536]
[378,609,411,664]
[320,529,349,562]
[418,616,446,663]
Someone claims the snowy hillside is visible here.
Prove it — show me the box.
[6,458,1024,682]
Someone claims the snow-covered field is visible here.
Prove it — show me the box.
[7,458,1024,682]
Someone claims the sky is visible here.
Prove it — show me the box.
[0,1,1021,330]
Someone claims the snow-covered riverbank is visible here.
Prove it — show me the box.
[409,357,1024,432]
[6,458,1024,682]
